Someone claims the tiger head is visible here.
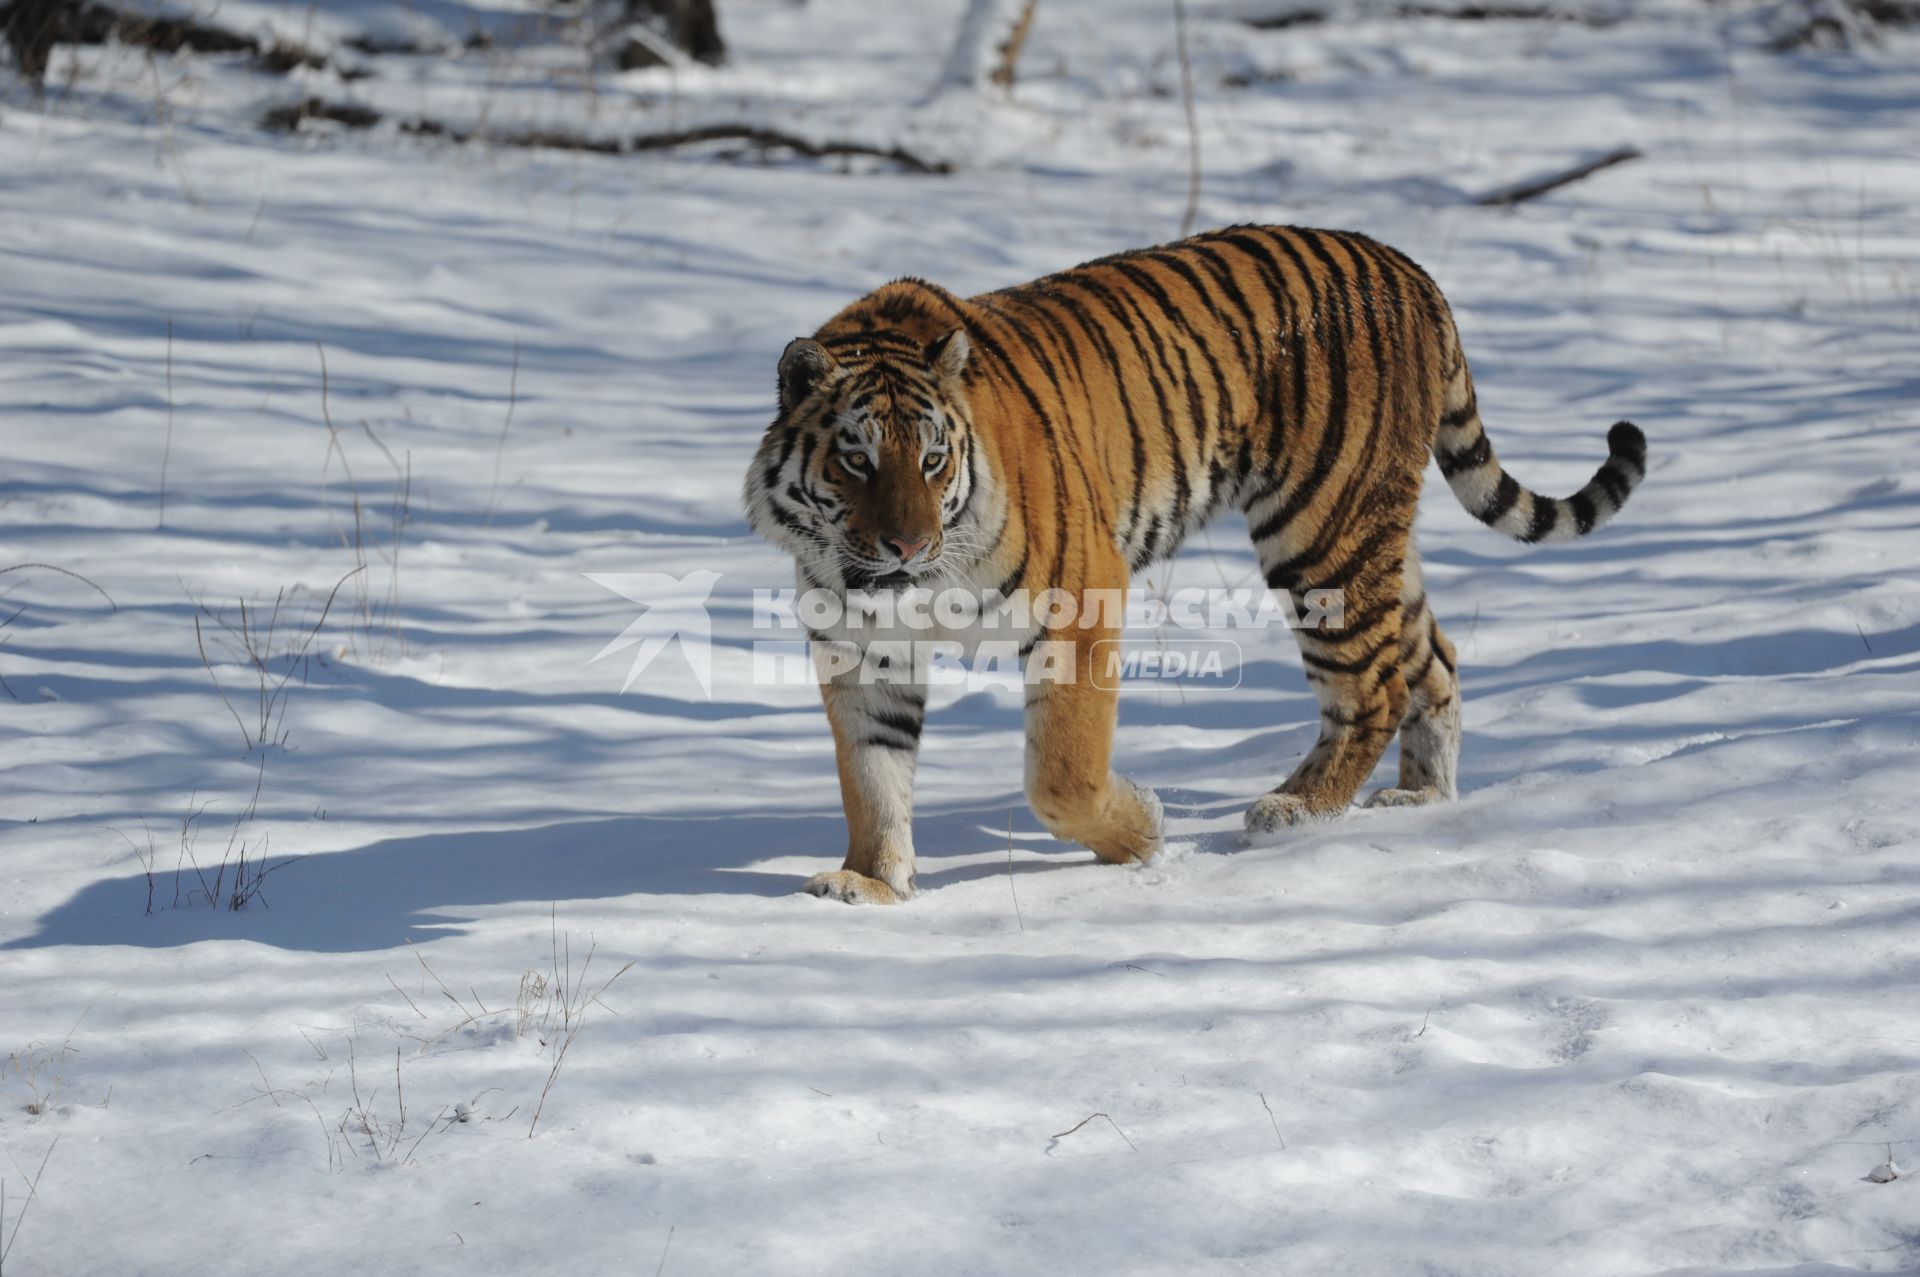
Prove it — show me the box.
[743,319,980,593]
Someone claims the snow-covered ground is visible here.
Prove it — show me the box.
[3,1,1918,1272]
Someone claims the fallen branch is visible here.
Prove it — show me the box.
[261,99,381,132]
[1765,0,1920,50]
[1243,4,1622,27]
[262,99,951,174]
[1243,8,1326,29]
[344,33,440,57]
[9,1,357,79]
[620,125,950,174]
[1395,2,1621,22]
[1474,145,1641,207]
[69,2,253,55]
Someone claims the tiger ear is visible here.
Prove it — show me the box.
[777,338,835,412]
[925,328,971,385]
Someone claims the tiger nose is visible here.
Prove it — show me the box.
[885,534,930,563]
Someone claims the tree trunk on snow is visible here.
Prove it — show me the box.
[3,0,74,88]
[937,0,1006,92]
[624,0,725,65]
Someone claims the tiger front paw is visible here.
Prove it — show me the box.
[802,870,907,905]
[1087,779,1164,865]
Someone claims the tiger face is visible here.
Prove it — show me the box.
[744,327,977,592]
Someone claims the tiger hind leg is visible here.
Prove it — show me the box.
[1244,523,1413,835]
[1366,555,1460,808]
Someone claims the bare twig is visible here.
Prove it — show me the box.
[142,46,204,209]
[244,1050,280,1108]
[342,1037,386,1163]
[0,601,23,702]
[654,1226,675,1277]
[107,820,158,914]
[1049,1111,1137,1152]
[194,614,252,755]
[387,974,428,1020]
[1258,1092,1286,1149]
[1006,811,1026,932]
[315,341,371,656]
[407,940,476,1020]
[529,939,636,1138]
[402,1105,452,1166]
[192,565,362,756]
[312,344,409,660]
[0,1135,59,1275]
[483,337,521,527]
[0,563,118,611]
[1474,145,1642,207]
[158,318,175,529]
[171,791,214,909]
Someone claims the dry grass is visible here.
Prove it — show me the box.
[193,567,361,756]
[0,1135,59,1277]
[316,343,412,663]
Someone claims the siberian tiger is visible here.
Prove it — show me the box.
[743,225,1646,904]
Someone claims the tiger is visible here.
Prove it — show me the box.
[743,224,1646,904]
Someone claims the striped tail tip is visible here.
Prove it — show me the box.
[1441,417,1648,545]
[1607,420,1647,471]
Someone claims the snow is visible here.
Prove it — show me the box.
[3,0,1918,1272]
